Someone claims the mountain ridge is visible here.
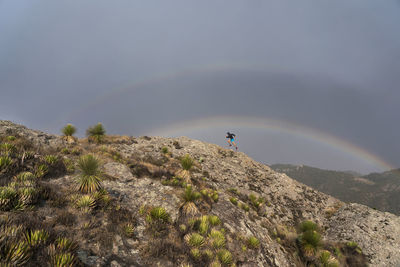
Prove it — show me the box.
[0,120,399,266]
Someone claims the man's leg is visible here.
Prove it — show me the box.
[232,141,238,151]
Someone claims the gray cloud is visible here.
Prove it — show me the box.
[1,0,399,173]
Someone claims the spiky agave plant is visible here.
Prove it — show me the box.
[44,155,58,166]
[181,186,201,216]
[184,233,205,247]
[0,143,16,156]
[86,123,106,143]
[247,236,260,249]
[48,244,77,267]
[0,156,12,171]
[209,229,226,249]
[18,187,38,206]
[75,195,96,213]
[25,229,49,247]
[319,250,339,267]
[123,223,135,237]
[217,249,233,265]
[15,172,35,182]
[2,241,31,266]
[76,154,102,193]
[0,186,17,211]
[208,215,221,226]
[198,215,210,236]
[298,229,322,257]
[55,237,78,253]
[179,154,194,181]
[146,206,170,224]
[61,124,76,137]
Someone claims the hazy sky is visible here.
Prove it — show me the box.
[1,0,399,173]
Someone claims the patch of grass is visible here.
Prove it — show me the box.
[123,223,135,237]
[161,146,169,154]
[15,172,35,182]
[63,158,75,173]
[61,124,76,136]
[76,154,102,193]
[1,240,31,266]
[198,215,210,236]
[239,203,249,212]
[7,136,16,141]
[319,250,339,267]
[190,248,201,260]
[0,143,16,155]
[248,193,264,210]
[146,206,170,224]
[86,123,106,143]
[0,186,17,211]
[55,237,78,253]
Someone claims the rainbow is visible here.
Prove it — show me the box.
[146,115,394,172]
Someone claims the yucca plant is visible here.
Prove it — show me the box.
[0,156,12,170]
[2,241,31,266]
[0,187,17,211]
[123,223,135,237]
[298,230,322,257]
[229,197,238,206]
[203,249,214,260]
[18,187,38,205]
[7,136,16,141]
[55,237,78,253]
[209,229,226,249]
[25,229,49,247]
[49,251,76,267]
[15,172,35,182]
[44,155,58,166]
[249,194,264,209]
[198,216,210,236]
[161,146,168,154]
[35,164,48,178]
[179,154,193,181]
[146,206,170,224]
[76,154,102,193]
[75,195,96,213]
[208,215,221,226]
[300,220,319,233]
[319,250,339,267]
[0,143,16,155]
[247,236,260,249]
[181,186,201,216]
[190,248,201,261]
[184,233,205,247]
[217,249,233,265]
[210,260,222,267]
[61,124,76,137]
[86,123,106,143]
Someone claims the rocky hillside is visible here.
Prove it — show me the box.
[1,120,399,267]
[270,164,400,215]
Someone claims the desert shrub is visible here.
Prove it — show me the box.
[123,223,135,237]
[247,236,260,249]
[55,237,78,253]
[7,136,16,141]
[44,155,58,166]
[0,143,16,155]
[210,260,222,267]
[229,197,238,206]
[249,194,264,209]
[0,155,12,170]
[319,250,339,267]
[0,186,17,211]
[75,195,96,213]
[198,215,210,236]
[147,207,170,224]
[161,146,169,154]
[298,229,322,257]
[181,186,201,216]
[61,124,76,136]
[24,229,49,247]
[239,203,249,212]
[1,240,31,266]
[300,220,319,233]
[180,154,194,171]
[217,249,233,265]
[18,187,38,205]
[190,248,201,260]
[15,172,35,182]
[208,215,221,226]
[76,154,102,193]
[185,233,205,247]
[86,123,106,143]
[35,164,48,178]
[209,229,226,249]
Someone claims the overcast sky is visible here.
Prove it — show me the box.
[1,0,399,174]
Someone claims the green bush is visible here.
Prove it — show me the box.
[185,233,205,247]
[75,195,96,213]
[247,236,260,249]
[35,164,48,178]
[1,240,31,266]
[86,123,106,143]
[180,154,194,171]
[25,229,49,247]
[7,136,16,141]
[147,206,170,224]
[44,155,58,165]
[300,220,319,233]
[217,249,233,265]
[0,143,16,155]
[209,229,226,249]
[15,172,35,181]
[208,215,221,226]
[0,186,17,210]
[161,146,169,154]
[229,197,238,205]
[0,156,12,170]
[123,223,135,237]
[190,248,201,260]
[198,216,210,236]
[61,124,77,136]
[77,154,102,193]
[298,230,321,257]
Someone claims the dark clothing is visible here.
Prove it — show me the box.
[226,133,235,139]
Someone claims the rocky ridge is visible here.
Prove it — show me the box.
[0,120,399,266]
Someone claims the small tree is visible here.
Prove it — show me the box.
[76,154,102,193]
[61,124,76,137]
[86,123,106,143]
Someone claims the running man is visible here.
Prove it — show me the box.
[226,132,238,151]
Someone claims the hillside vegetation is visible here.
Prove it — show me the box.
[0,120,399,267]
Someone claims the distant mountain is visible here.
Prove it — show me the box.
[270,164,400,215]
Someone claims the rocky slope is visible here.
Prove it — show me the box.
[1,120,400,267]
